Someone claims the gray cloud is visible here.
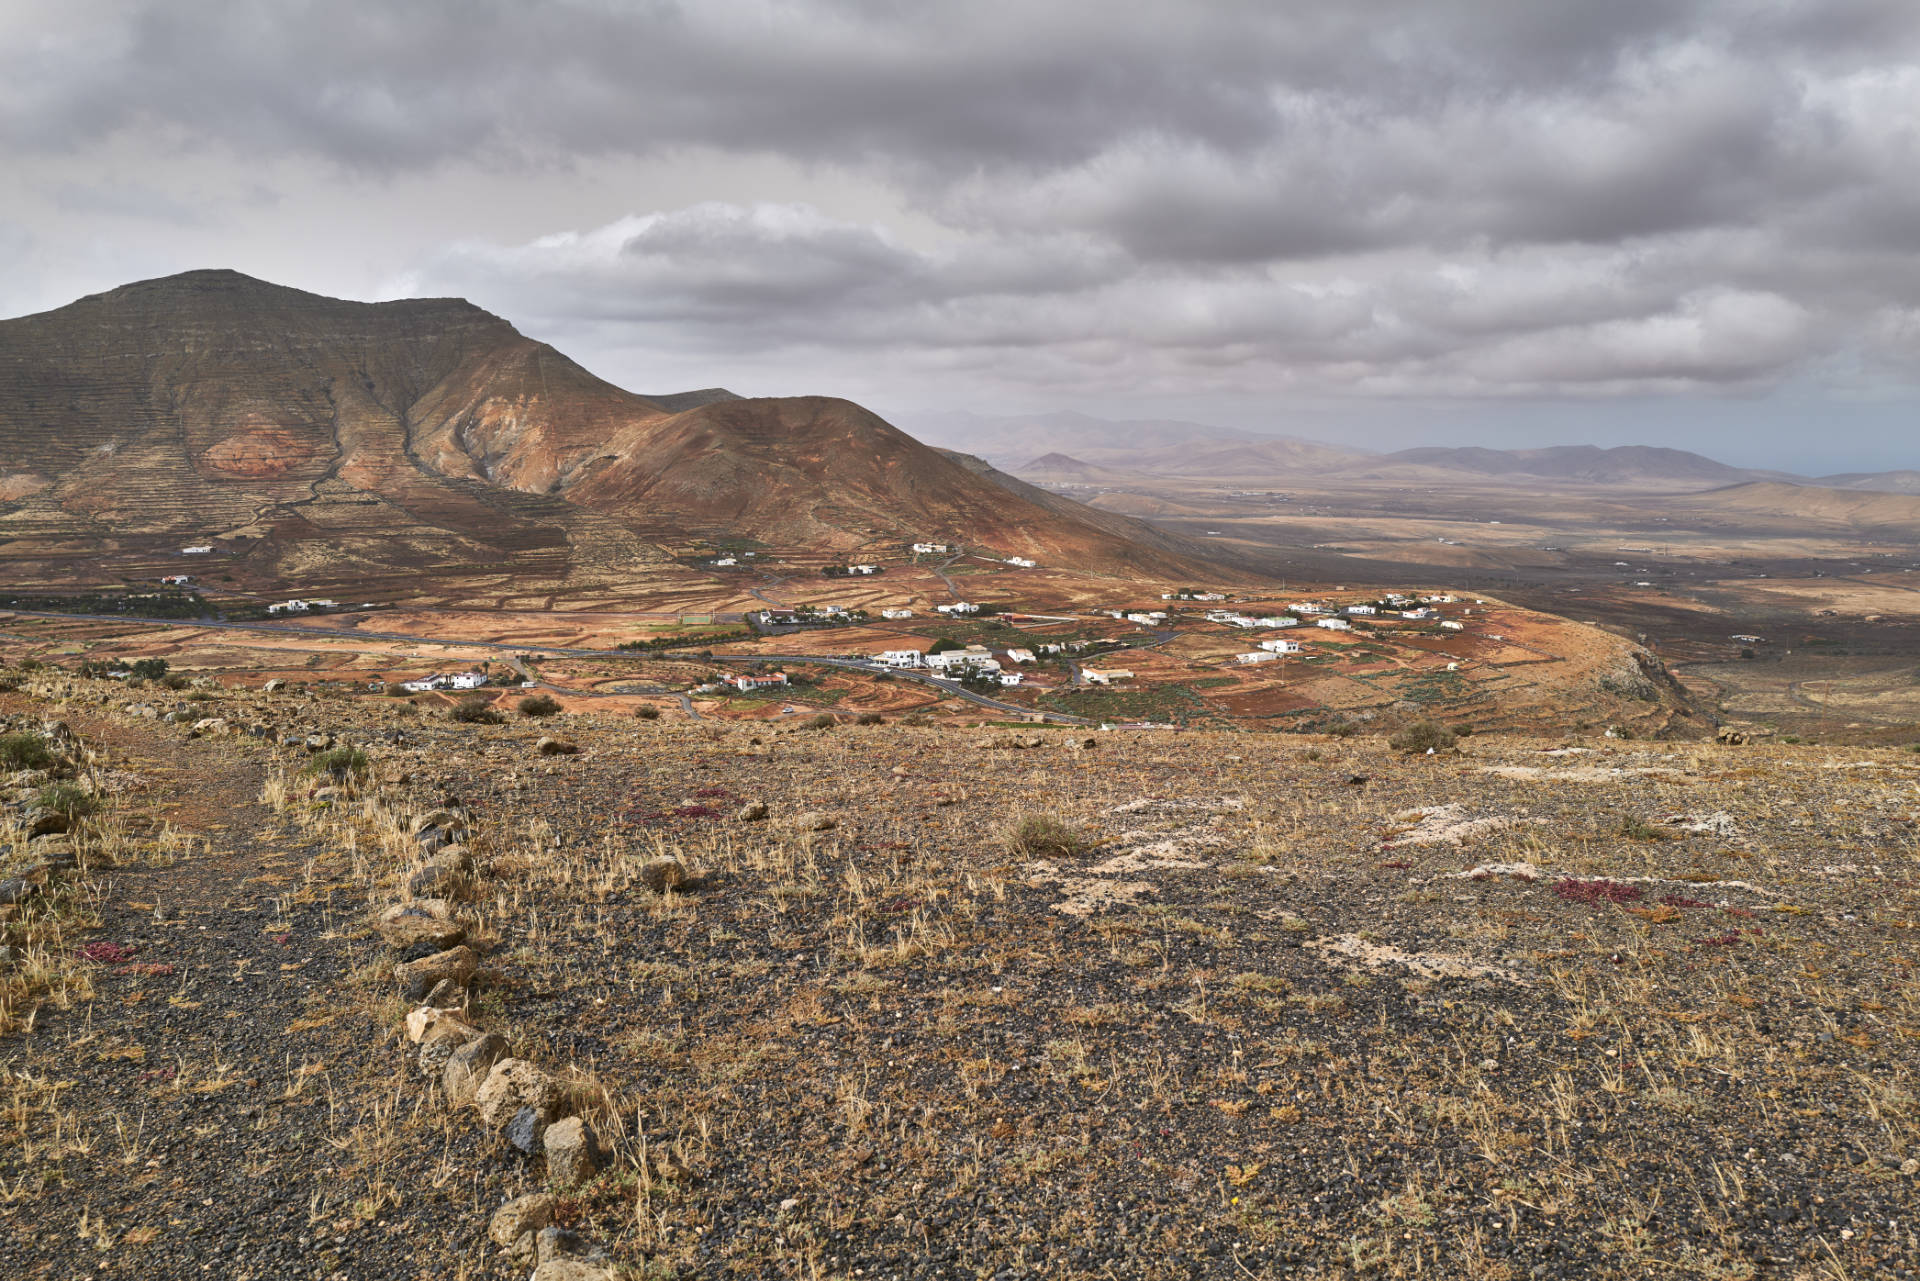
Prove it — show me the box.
[7,1,1920,467]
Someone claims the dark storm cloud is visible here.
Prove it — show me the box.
[9,0,1920,422]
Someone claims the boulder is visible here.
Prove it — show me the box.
[1063,736,1098,752]
[0,879,36,907]
[475,1058,566,1130]
[303,733,334,753]
[188,717,229,738]
[535,737,579,757]
[376,901,465,950]
[442,1032,507,1105]
[637,857,687,894]
[797,811,837,832]
[734,802,768,822]
[393,944,476,1002]
[417,1014,486,1078]
[488,1193,555,1248]
[404,1003,477,1043]
[263,678,287,693]
[543,1115,603,1185]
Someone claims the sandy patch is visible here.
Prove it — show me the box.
[1382,804,1537,849]
[1307,934,1524,984]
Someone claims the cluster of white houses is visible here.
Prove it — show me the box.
[266,598,338,614]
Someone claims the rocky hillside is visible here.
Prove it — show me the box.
[0,270,1220,582]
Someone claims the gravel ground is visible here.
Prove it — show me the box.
[4,677,1920,1280]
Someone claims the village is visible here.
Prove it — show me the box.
[80,536,1627,734]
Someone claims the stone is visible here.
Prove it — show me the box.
[188,717,230,738]
[406,1004,481,1045]
[475,1057,565,1130]
[543,1115,603,1184]
[442,1032,507,1105]
[410,809,459,835]
[394,944,476,1001]
[407,845,473,897]
[376,901,465,950]
[0,879,35,906]
[263,678,287,693]
[418,1017,486,1078]
[1063,736,1098,752]
[422,977,467,1009]
[506,1105,546,1153]
[637,857,687,894]
[487,1193,555,1248]
[797,810,837,832]
[22,807,69,837]
[536,1226,597,1265]
[735,802,768,822]
[535,736,579,757]
[303,732,334,752]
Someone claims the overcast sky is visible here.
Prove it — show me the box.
[5,0,1919,473]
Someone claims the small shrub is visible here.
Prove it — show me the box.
[1325,720,1358,738]
[17,657,41,672]
[517,693,563,718]
[159,673,191,690]
[129,657,169,680]
[1006,812,1089,859]
[1553,877,1644,906]
[451,696,505,725]
[803,713,836,730]
[0,733,56,771]
[1619,815,1667,842]
[1452,723,1474,737]
[634,705,661,720]
[304,746,369,780]
[854,712,883,726]
[36,782,96,820]
[1389,719,1456,753]
[900,714,932,727]
[1303,748,1323,762]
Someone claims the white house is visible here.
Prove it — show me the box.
[1400,607,1434,620]
[401,671,489,693]
[1439,620,1465,631]
[1236,651,1279,665]
[926,651,999,674]
[845,564,880,575]
[1346,604,1377,616]
[1258,638,1302,653]
[1316,618,1353,631]
[1289,602,1330,614]
[1083,668,1133,685]
[1004,648,1036,664]
[712,556,738,567]
[935,602,980,615]
[180,545,213,555]
[723,672,789,692]
[1006,556,1037,568]
[880,608,915,620]
[997,672,1024,686]
[267,599,310,614]
[1254,616,1297,629]
[876,650,923,668]
[911,543,951,555]
[159,574,193,586]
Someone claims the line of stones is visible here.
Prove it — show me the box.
[376,805,631,1281]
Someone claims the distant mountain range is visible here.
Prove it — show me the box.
[0,271,1220,587]
[912,410,1910,494]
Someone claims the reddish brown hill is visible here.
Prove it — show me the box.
[0,270,1220,587]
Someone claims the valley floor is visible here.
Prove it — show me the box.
[3,674,1919,1279]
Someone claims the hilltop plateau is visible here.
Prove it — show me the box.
[0,659,1916,1280]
